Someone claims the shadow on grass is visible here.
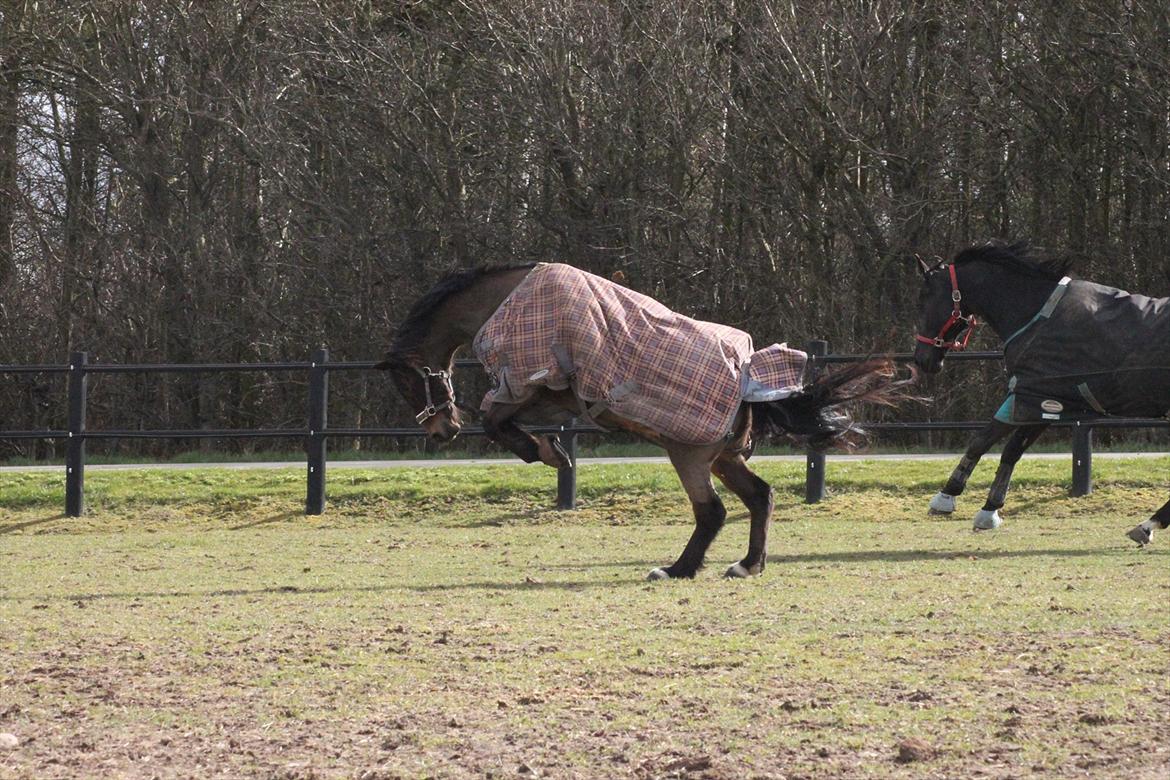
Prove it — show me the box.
[766,546,1159,565]
[4,543,1161,603]
[229,511,299,530]
[0,576,648,603]
[0,515,66,534]
[999,500,1065,518]
[1003,490,1170,518]
[463,511,553,528]
[541,544,1162,570]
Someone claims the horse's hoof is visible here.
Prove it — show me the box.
[724,562,752,579]
[1127,526,1152,547]
[647,567,671,581]
[973,509,1003,530]
[928,492,957,515]
[537,435,572,469]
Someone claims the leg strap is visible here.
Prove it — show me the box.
[551,344,637,429]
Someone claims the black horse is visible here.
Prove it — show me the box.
[913,241,1170,546]
[379,263,914,580]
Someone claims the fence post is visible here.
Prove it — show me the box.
[1071,422,1093,497]
[65,351,87,517]
[305,347,329,515]
[556,419,578,510]
[804,339,829,504]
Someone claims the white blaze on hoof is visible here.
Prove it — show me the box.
[724,562,752,579]
[929,492,957,515]
[647,567,671,581]
[1127,524,1153,547]
[973,509,1003,531]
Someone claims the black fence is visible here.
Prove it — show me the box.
[1,344,1166,517]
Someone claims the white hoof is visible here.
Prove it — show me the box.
[647,567,671,581]
[724,562,751,579]
[973,509,1003,531]
[929,492,957,515]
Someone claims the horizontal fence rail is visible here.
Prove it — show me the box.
[1,344,1166,517]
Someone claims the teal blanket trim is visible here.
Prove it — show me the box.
[993,394,1016,423]
[1003,315,1042,349]
[1002,277,1072,349]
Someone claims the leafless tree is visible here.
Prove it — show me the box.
[1,0,1167,455]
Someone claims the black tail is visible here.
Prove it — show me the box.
[750,358,920,451]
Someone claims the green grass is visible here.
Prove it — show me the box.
[3,427,1167,467]
[1,458,1168,778]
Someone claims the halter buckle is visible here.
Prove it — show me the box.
[413,365,455,424]
[916,264,980,352]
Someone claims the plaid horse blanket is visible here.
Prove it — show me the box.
[473,263,807,444]
[995,278,1170,423]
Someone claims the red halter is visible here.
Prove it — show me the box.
[915,264,979,350]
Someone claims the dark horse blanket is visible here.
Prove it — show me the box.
[473,263,807,444]
[996,278,1170,423]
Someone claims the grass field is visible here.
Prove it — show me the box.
[1,458,1168,778]
[3,430,1169,467]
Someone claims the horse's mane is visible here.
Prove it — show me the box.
[387,263,537,359]
[952,240,1073,281]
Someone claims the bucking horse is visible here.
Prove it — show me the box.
[378,262,914,580]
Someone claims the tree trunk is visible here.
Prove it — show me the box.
[0,3,21,294]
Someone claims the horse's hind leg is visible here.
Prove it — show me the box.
[1128,497,1170,547]
[648,444,725,581]
[930,419,1015,515]
[711,454,774,578]
[973,423,1048,530]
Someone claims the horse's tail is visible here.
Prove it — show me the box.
[750,358,920,451]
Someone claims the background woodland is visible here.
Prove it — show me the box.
[1,1,1167,456]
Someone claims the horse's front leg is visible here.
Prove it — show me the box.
[973,422,1048,530]
[929,419,1016,515]
[711,453,774,578]
[647,443,725,581]
[1128,497,1170,547]
[481,401,572,468]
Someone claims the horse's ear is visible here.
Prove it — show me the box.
[915,254,932,279]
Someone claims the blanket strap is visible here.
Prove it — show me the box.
[550,344,637,429]
[550,344,574,376]
[1076,382,1108,415]
[551,344,612,429]
[1004,276,1072,348]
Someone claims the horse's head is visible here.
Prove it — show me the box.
[376,353,462,443]
[913,256,979,375]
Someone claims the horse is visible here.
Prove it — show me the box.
[378,262,914,580]
[912,241,1170,546]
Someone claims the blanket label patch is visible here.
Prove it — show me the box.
[1040,399,1064,414]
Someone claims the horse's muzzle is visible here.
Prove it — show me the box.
[425,418,461,443]
[913,346,945,375]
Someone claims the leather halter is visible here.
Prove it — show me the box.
[413,366,456,424]
[915,264,979,350]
